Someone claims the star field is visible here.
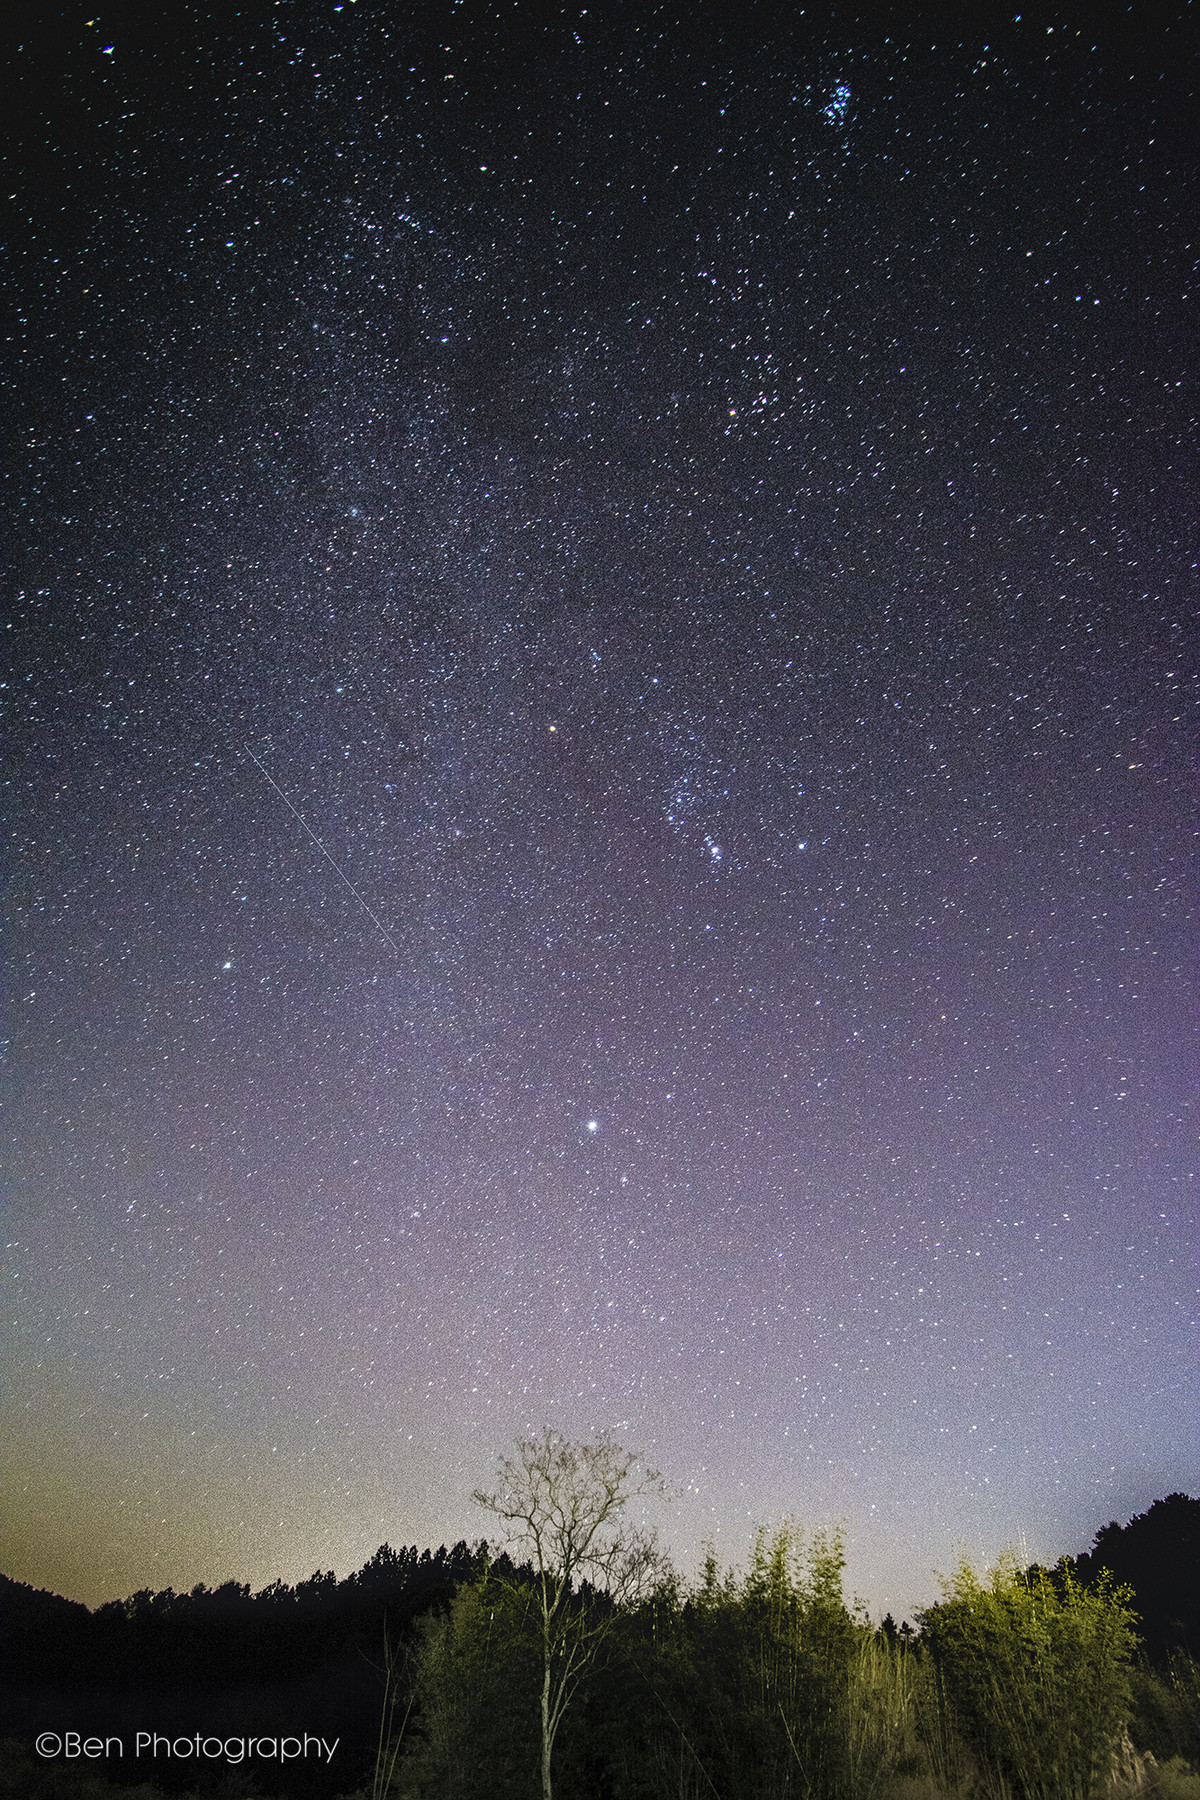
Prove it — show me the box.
[5,2,1196,1616]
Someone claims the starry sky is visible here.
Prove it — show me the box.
[6,2,1196,1620]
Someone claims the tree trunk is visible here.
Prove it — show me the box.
[541,1659,554,1800]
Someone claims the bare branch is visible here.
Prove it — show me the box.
[473,1429,671,1800]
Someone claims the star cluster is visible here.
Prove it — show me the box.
[5,3,1195,1614]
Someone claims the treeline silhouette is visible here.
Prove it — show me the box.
[3,1540,496,1692]
[1,1496,1196,1800]
[1,1541,516,1799]
[1070,1494,1200,1662]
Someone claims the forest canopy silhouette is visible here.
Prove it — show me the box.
[2,1458,1197,1800]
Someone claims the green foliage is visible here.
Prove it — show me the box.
[918,1553,1139,1800]
[358,1522,1163,1800]
[396,1572,541,1800]
[1151,1759,1200,1800]
[743,1520,858,1798]
[906,1642,973,1799]
[844,1628,930,1800]
[604,1520,884,1800]
[1130,1653,1200,1767]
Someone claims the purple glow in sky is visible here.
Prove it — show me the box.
[6,1,1196,1619]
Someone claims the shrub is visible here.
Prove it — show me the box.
[396,1573,541,1800]
[919,1555,1138,1800]
[1130,1654,1200,1768]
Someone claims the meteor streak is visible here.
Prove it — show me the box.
[244,745,400,953]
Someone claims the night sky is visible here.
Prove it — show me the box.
[6,2,1196,1621]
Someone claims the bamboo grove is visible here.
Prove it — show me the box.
[389,1521,1199,1800]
